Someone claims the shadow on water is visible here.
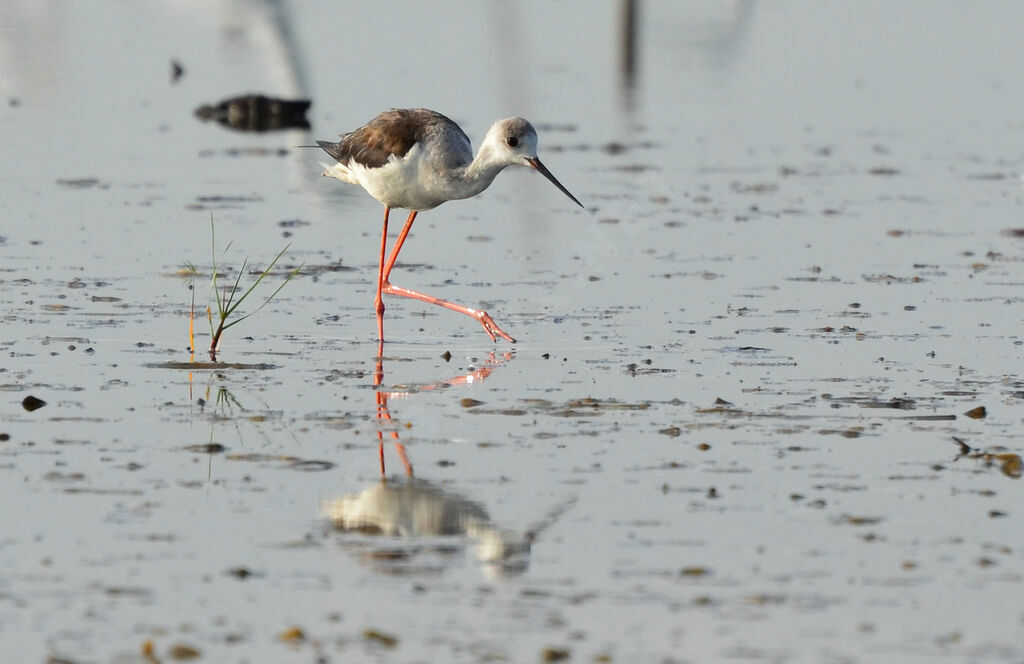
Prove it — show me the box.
[323,352,575,578]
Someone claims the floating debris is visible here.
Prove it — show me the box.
[56,177,105,189]
[194,94,311,132]
[168,643,201,660]
[952,438,1020,478]
[541,647,571,662]
[170,58,184,83]
[183,443,226,454]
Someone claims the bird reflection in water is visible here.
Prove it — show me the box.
[371,352,509,478]
[323,478,537,577]
[324,352,573,577]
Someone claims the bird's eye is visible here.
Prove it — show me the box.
[505,136,519,148]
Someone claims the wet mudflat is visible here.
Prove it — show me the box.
[2,1,1024,662]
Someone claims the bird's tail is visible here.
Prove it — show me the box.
[319,161,351,181]
[315,140,347,163]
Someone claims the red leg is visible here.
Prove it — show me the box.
[380,210,516,343]
[380,210,417,284]
[383,283,516,343]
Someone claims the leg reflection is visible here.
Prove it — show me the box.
[375,357,413,479]
[371,351,513,478]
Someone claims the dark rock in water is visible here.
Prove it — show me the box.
[194,94,311,132]
[22,395,46,412]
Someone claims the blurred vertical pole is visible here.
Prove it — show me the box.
[619,0,639,111]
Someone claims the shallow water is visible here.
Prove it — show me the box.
[2,1,1024,662]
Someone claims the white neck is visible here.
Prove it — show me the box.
[446,139,510,201]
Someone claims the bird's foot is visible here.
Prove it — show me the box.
[475,311,516,344]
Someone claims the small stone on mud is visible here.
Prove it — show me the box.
[363,629,398,647]
[168,644,201,660]
[278,627,306,643]
[171,59,184,82]
[541,647,571,662]
[22,395,46,411]
[964,406,986,419]
[440,350,452,361]
[839,515,883,526]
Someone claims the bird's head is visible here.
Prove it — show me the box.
[485,117,583,208]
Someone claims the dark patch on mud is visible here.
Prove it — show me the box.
[225,453,335,471]
[146,362,278,370]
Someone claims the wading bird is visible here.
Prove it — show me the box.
[315,108,582,353]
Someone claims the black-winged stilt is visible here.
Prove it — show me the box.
[315,108,582,353]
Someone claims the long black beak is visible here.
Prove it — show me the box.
[526,157,583,208]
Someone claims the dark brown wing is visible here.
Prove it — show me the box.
[318,109,441,169]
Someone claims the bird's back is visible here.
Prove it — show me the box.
[319,109,472,171]
[318,109,475,209]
